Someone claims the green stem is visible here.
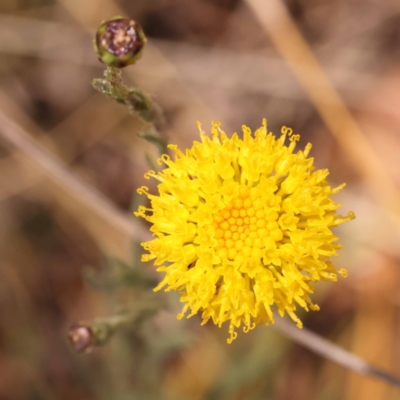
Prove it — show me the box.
[68,301,161,352]
[92,67,168,155]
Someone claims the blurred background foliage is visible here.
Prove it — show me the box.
[0,0,400,399]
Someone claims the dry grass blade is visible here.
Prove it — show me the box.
[0,109,149,259]
[275,319,400,388]
[245,0,400,222]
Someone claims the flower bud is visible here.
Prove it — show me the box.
[68,324,95,352]
[94,17,147,68]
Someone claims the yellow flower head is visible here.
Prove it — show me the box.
[135,120,354,343]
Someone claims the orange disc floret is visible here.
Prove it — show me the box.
[134,119,355,343]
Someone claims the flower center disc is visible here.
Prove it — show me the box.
[213,185,283,261]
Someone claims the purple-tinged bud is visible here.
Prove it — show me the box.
[68,324,95,353]
[94,17,147,68]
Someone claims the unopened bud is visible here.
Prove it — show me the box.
[94,17,147,68]
[68,324,95,353]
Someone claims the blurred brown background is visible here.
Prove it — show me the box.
[1,0,400,399]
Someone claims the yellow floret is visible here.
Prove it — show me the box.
[134,119,355,343]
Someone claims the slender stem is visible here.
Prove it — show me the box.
[93,67,168,155]
[274,318,400,387]
[69,301,161,352]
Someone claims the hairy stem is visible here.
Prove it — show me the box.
[93,66,168,155]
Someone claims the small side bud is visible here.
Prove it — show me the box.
[68,324,96,353]
[94,17,147,68]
